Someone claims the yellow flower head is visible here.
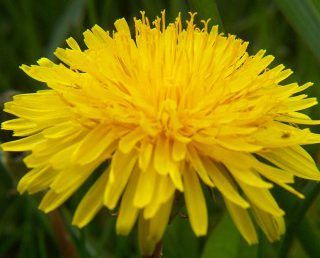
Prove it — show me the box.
[2,11,320,255]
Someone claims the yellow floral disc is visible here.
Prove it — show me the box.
[2,11,320,255]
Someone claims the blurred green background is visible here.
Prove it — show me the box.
[1,0,320,257]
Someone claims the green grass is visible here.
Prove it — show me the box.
[1,0,320,257]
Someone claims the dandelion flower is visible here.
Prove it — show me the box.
[2,11,320,255]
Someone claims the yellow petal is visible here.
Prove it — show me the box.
[254,162,294,184]
[4,101,70,122]
[240,183,284,217]
[39,187,76,213]
[50,162,98,194]
[1,133,44,151]
[114,18,131,36]
[12,127,42,137]
[221,152,272,188]
[18,166,56,194]
[226,164,273,189]
[42,121,77,139]
[1,115,43,136]
[91,25,112,44]
[24,153,49,168]
[116,166,140,235]
[2,118,36,131]
[167,160,184,192]
[172,139,187,161]
[33,129,84,157]
[259,146,320,180]
[72,124,116,165]
[143,175,175,219]
[202,157,249,208]
[277,183,304,199]
[139,140,153,171]
[154,136,170,175]
[147,195,174,242]
[276,112,320,125]
[83,29,102,49]
[224,198,258,244]
[183,166,208,236]
[72,170,109,228]
[187,145,214,187]
[66,37,81,50]
[134,167,157,208]
[2,118,39,137]
[138,214,156,256]
[104,150,137,209]
[252,204,285,242]
[253,121,317,147]
[50,142,80,170]
[215,137,262,152]
[253,162,304,198]
[119,128,144,153]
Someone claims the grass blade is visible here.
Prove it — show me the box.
[297,218,320,258]
[201,213,240,258]
[274,0,320,62]
[278,182,320,258]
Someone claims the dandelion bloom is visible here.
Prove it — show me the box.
[2,11,320,255]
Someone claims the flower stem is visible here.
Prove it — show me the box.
[50,210,79,258]
[142,241,163,258]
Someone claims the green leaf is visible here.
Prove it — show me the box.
[187,0,223,28]
[274,0,320,62]
[201,213,240,258]
[163,216,200,258]
[313,0,320,12]
[238,238,258,258]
